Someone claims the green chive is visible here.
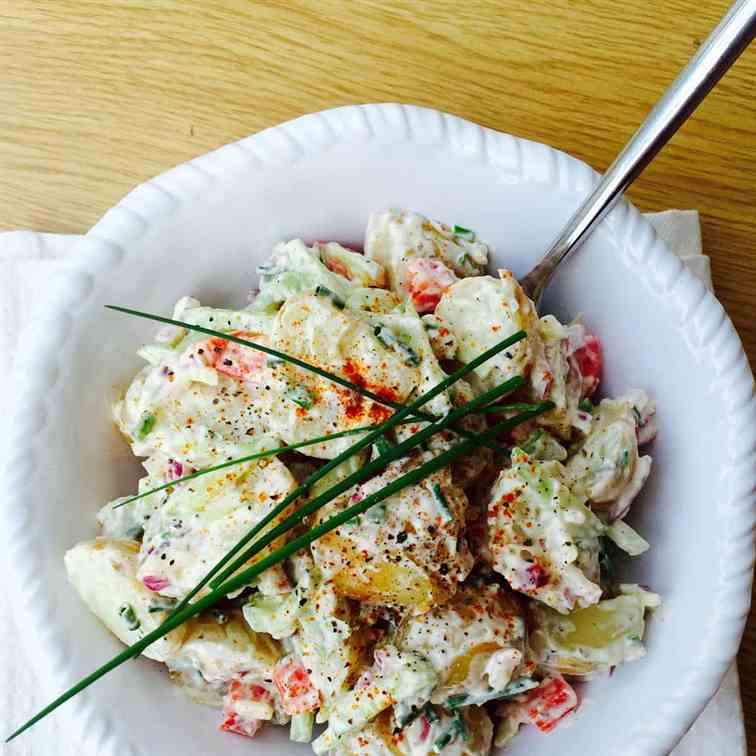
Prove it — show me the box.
[163,334,528,609]
[147,599,177,614]
[431,482,453,523]
[314,285,345,309]
[374,435,393,456]
[579,398,594,413]
[374,325,420,367]
[124,525,144,540]
[481,402,542,414]
[212,405,553,600]
[171,364,525,615]
[452,224,475,241]
[446,677,539,708]
[118,604,140,631]
[112,425,388,510]
[286,385,314,410]
[136,414,156,440]
[105,305,513,454]
[206,378,531,593]
[4,404,552,744]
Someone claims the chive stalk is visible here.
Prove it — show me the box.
[5,404,551,743]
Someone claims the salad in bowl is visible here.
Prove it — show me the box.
[64,209,661,755]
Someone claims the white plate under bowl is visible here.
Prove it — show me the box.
[3,104,755,756]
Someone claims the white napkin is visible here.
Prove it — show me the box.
[0,212,745,755]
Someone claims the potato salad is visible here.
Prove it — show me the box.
[66,210,659,753]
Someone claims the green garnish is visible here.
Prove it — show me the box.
[632,405,644,426]
[579,398,594,413]
[434,710,468,749]
[452,224,475,241]
[397,702,436,729]
[112,425,394,510]
[374,325,420,367]
[447,676,540,708]
[6,316,538,743]
[136,414,156,440]
[207,384,545,597]
[104,305,512,456]
[481,402,540,414]
[124,525,144,540]
[431,482,453,523]
[147,599,178,614]
[286,385,314,410]
[374,435,393,456]
[5,399,553,743]
[620,449,630,467]
[112,324,527,631]
[520,428,544,455]
[315,285,345,309]
[118,604,140,631]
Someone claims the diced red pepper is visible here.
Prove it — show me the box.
[524,675,577,733]
[404,258,458,314]
[209,331,268,381]
[220,713,262,738]
[573,331,602,397]
[220,676,270,739]
[272,657,320,715]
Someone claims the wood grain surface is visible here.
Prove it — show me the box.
[1,0,755,750]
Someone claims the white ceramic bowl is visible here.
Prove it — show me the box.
[4,104,755,756]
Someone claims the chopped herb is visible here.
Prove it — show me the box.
[136,414,156,440]
[434,710,467,750]
[424,706,439,723]
[456,251,467,266]
[148,598,178,614]
[628,634,642,643]
[286,385,314,410]
[620,449,630,468]
[444,693,469,709]
[397,703,438,731]
[374,325,420,367]
[431,482,454,523]
[632,405,644,426]
[521,428,544,455]
[374,435,393,456]
[118,604,141,631]
[579,398,594,413]
[452,224,475,241]
[445,677,539,708]
[315,285,345,309]
[598,537,616,589]
[124,525,144,541]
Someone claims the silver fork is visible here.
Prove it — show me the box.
[520,0,756,307]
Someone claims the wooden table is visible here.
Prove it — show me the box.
[2,0,755,750]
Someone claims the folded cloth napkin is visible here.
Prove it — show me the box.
[0,211,745,755]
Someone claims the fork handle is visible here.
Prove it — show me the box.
[521,0,756,304]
